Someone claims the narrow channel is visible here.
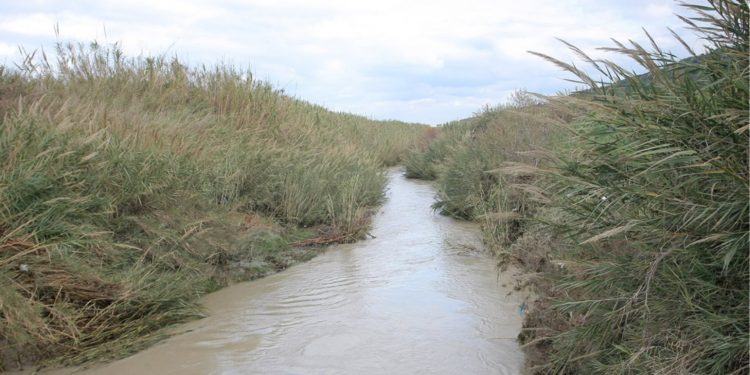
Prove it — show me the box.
[77,169,525,374]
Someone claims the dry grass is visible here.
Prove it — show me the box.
[405,90,561,249]
[406,1,748,373]
[0,42,427,370]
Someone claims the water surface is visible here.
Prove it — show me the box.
[74,169,524,374]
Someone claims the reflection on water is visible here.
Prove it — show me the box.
[71,169,524,374]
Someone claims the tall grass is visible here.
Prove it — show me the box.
[0,42,426,369]
[404,91,560,251]
[406,1,748,373]
[521,1,748,372]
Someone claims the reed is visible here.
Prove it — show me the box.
[0,42,426,369]
[406,1,748,373]
[404,91,560,251]
[521,1,748,372]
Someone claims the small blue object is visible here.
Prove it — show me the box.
[518,302,527,317]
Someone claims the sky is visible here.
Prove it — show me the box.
[0,0,704,124]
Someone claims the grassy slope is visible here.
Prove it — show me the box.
[0,43,426,369]
[405,91,561,249]
[406,1,748,373]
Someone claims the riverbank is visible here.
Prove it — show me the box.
[39,169,528,375]
[0,44,426,370]
[403,2,749,373]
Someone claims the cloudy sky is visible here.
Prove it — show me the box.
[0,0,702,124]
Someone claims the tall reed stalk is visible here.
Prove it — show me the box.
[405,1,748,372]
[0,42,426,369]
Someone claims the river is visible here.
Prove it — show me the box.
[65,169,525,374]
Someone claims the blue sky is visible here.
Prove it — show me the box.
[0,0,703,124]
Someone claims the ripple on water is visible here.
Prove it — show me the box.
[63,169,526,375]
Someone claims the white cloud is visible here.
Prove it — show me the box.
[646,3,674,18]
[0,0,701,124]
[0,41,14,54]
[0,41,16,66]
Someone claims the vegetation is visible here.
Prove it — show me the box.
[405,91,560,247]
[0,42,426,369]
[406,1,749,373]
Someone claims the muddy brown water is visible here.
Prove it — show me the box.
[53,169,525,374]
